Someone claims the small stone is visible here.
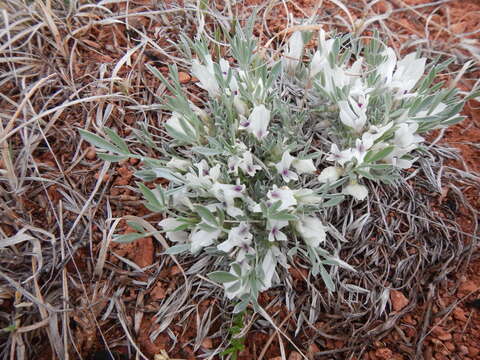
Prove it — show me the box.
[432,326,452,341]
[424,346,433,360]
[403,314,416,325]
[437,332,452,341]
[178,71,191,84]
[451,22,467,34]
[129,157,140,165]
[452,307,467,321]
[308,343,320,359]
[444,342,455,351]
[434,353,448,360]
[458,280,478,294]
[390,290,409,312]
[459,345,469,354]
[150,283,166,300]
[375,348,393,359]
[85,147,96,160]
[288,351,302,360]
[170,265,181,276]
[468,347,480,357]
[201,338,213,349]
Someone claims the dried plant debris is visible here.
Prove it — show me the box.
[1,1,479,360]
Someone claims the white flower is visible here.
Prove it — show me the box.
[166,112,196,138]
[227,155,241,175]
[310,51,327,78]
[191,58,220,98]
[171,187,193,210]
[233,95,248,116]
[391,53,426,93]
[343,183,368,201]
[166,157,190,172]
[240,104,271,140]
[211,183,245,217]
[185,160,218,189]
[295,216,326,247]
[377,47,397,84]
[260,247,278,291]
[238,151,261,177]
[159,218,188,243]
[310,30,334,78]
[381,123,424,169]
[361,122,394,146]
[339,98,367,133]
[318,166,342,183]
[326,144,355,166]
[275,151,299,182]
[294,189,323,205]
[217,222,252,253]
[292,158,316,174]
[189,102,209,122]
[190,227,221,253]
[351,138,374,164]
[393,123,424,149]
[283,31,304,72]
[267,185,297,211]
[268,220,288,242]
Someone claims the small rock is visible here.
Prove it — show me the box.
[308,343,320,359]
[390,290,409,312]
[458,280,478,294]
[178,71,191,84]
[450,22,467,34]
[170,265,181,276]
[452,307,467,322]
[459,345,469,354]
[468,347,480,357]
[375,348,393,359]
[150,283,166,300]
[432,326,452,341]
[423,345,433,360]
[129,157,140,165]
[201,338,213,349]
[403,314,416,325]
[444,342,455,351]
[437,332,452,341]
[434,353,448,360]
[288,351,302,360]
[86,147,97,160]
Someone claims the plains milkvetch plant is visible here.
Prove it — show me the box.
[79,21,468,311]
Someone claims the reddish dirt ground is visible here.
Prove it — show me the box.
[2,0,479,359]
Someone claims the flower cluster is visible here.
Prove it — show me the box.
[80,25,465,309]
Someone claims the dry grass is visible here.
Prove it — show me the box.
[0,0,479,359]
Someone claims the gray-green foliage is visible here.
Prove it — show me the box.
[80,22,468,308]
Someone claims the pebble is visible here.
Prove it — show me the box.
[453,307,467,322]
[375,348,393,359]
[458,280,478,294]
[178,71,191,84]
[459,345,469,354]
[201,338,212,349]
[85,147,96,160]
[468,347,480,357]
[436,331,452,341]
[288,352,302,360]
[444,342,455,351]
[390,290,409,312]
